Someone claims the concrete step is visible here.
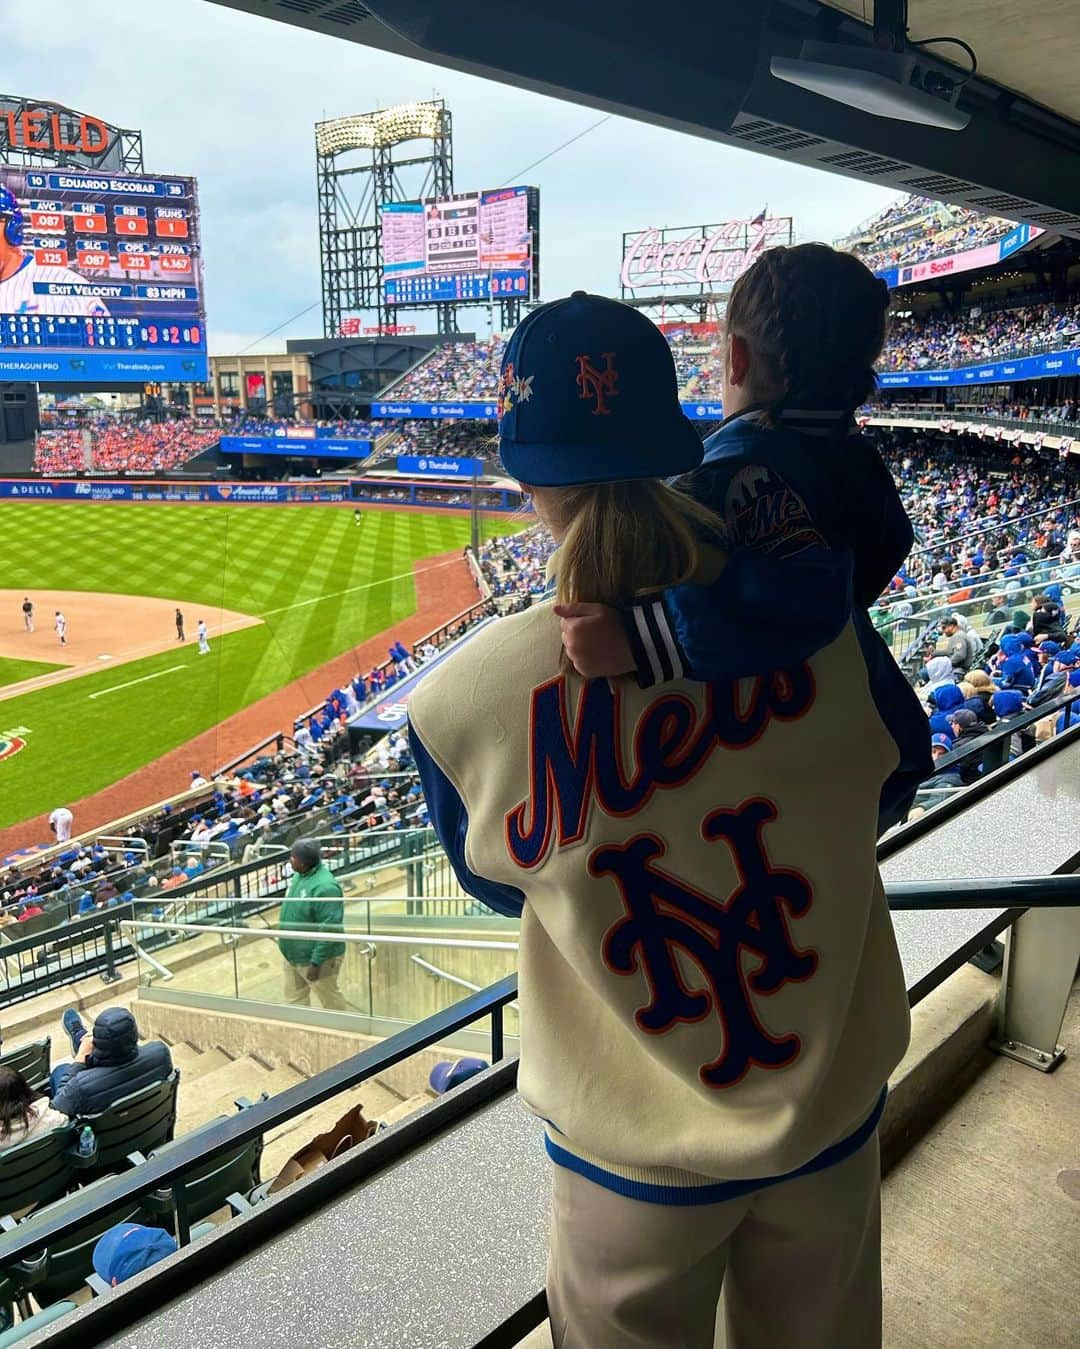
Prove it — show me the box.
[0,988,140,1058]
[380,1092,437,1127]
[169,1043,231,1084]
[260,1078,403,1182]
[176,1057,306,1137]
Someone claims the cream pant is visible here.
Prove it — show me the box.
[283,956,348,1011]
[547,1132,882,1349]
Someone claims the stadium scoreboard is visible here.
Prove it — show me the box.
[381,185,538,306]
[0,164,207,383]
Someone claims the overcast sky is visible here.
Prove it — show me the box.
[5,0,902,354]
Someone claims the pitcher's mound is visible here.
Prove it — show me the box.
[0,591,261,701]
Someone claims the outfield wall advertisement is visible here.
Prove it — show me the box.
[219,435,373,459]
[875,223,1044,290]
[372,399,726,421]
[0,479,348,502]
[878,344,1080,389]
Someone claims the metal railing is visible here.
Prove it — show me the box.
[0,874,1074,1299]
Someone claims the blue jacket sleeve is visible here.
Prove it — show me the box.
[851,610,933,834]
[624,546,854,687]
[408,714,525,917]
[840,445,914,607]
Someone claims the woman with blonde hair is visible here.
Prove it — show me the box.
[409,292,911,1348]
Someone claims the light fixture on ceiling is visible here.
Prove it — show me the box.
[770,0,975,132]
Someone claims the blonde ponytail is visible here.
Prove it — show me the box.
[552,479,726,612]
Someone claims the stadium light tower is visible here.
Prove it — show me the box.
[315,98,453,337]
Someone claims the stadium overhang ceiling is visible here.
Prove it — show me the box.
[207,0,1080,239]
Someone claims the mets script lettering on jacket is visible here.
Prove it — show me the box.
[593,802,817,1088]
[505,668,815,869]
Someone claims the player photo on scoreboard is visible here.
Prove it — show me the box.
[0,164,202,320]
[0,170,112,316]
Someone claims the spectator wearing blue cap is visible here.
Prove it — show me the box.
[929,734,964,788]
[411,281,914,1349]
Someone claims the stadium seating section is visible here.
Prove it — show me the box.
[835,194,1014,275]
[34,421,222,475]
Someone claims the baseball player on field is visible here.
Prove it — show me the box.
[48,806,74,843]
[197,619,210,655]
[21,597,33,632]
[175,608,186,642]
[408,294,917,1348]
[0,184,110,317]
[54,610,67,646]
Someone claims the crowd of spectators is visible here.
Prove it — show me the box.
[9,424,1079,929]
[389,340,502,401]
[837,195,1014,275]
[476,525,555,607]
[871,431,1080,595]
[34,419,222,474]
[372,290,1080,408]
[880,297,1080,371]
[385,419,492,465]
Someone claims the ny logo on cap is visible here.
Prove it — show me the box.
[576,352,619,416]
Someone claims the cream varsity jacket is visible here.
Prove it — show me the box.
[408,601,911,1203]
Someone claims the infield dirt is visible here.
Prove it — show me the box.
[0,590,261,702]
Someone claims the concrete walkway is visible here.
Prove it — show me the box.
[881,982,1079,1349]
[519,984,1080,1349]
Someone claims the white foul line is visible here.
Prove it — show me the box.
[88,665,189,700]
[258,554,461,619]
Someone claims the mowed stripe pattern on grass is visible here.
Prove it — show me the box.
[0,502,516,830]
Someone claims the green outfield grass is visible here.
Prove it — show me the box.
[0,501,519,830]
[0,657,65,689]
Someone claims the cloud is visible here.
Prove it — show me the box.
[5,0,903,351]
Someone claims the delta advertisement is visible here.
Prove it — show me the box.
[878,345,1080,389]
[0,479,348,503]
[876,223,1044,290]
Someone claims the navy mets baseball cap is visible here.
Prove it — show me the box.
[497,291,704,487]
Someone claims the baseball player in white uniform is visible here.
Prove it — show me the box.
[48,806,74,843]
[0,185,109,317]
[408,295,913,1348]
[54,610,67,646]
[197,619,210,655]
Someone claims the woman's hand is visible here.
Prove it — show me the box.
[553,603,635,679]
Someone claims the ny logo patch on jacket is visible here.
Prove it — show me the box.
[505,674,820,1087]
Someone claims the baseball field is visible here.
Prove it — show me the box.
[0,500,517,833]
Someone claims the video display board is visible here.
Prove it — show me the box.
[0,164,207,382]
[381,185,538,306]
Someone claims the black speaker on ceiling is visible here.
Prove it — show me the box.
[361,1,769,134]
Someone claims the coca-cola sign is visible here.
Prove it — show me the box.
[620,217,793,294]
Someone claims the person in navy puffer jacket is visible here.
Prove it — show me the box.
[49,1007,172,1118]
